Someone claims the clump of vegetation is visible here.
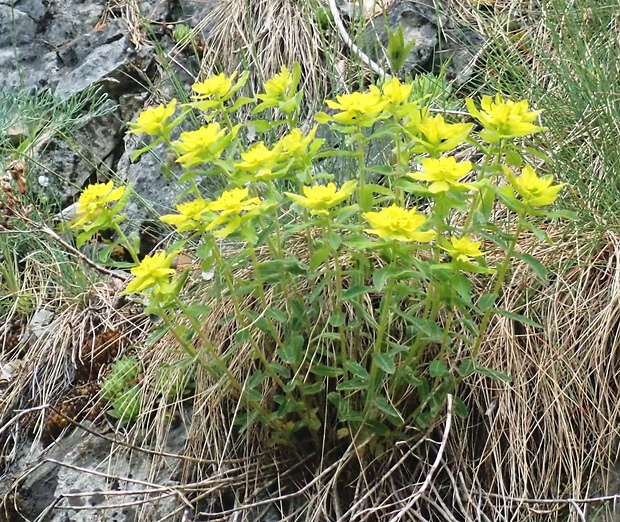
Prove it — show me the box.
[69,63,570,450]
[101,355,142,422]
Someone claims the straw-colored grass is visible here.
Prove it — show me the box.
[3,0,620,520]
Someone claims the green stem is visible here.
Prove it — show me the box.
[365,272,396,411]
[210,237,287,390]
[112,223,140,264]
[356,130,369,215]
[325,219,348,370]
[470,216,525,360]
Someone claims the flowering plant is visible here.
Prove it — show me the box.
[73,66,572,445]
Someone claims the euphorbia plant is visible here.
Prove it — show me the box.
[71,66,571,445]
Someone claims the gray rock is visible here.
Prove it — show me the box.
[31,100,124,205]
[357,0,485,84]
[7,419,189,521]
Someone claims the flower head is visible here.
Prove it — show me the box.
[275,127,323,168]
[192,72,236,99]
[409,156,474,193]
[260,66,293,98]
[507,165,565,207]
[410,114,473,157]
[372,77,414,117]
[466,94,545,143]
[71,181,126,229]
[321,91,388,127]
[127,99,177,136]
[235,142,283,179]
[442,236,484,263]
[173,123,228,167]
[160,199,209,232]
[124,251,177,294]
[285,180,357,216]
[205,187,262,237]
[362,205,435,243]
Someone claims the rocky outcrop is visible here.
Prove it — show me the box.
[355,0,485,84]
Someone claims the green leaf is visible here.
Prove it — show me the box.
[309,247,330,271]
[336,377,368,391]
[451,273,473,306]
[344,360,370,380]
[372,395,402,422]
[266,307,288,323]
[342,284,372,300]
[458,359,474,377]
[329,312,345,327]
[301,381,325,395]
[373,265,398,292]
[373,353,396,374]
[474,365,512,383]
[268,362,291,379]
[505,149,523,167]
[324,231,341,250]
[513,251,548,283]
[183,304,212,317]
[278,334,304,366]
[429,360,449,377]
[494,308,542,328]
[453,396,469,419]
[311,364,343,377]
[477,293,497,312]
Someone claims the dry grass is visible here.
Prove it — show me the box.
[3,0,620,520]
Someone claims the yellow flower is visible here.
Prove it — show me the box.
[173,123,227,167]
[379,77,413,105]
[279,128,315,156]
[362,205,435,243]
[192,72,236,99]
[372,77,414,118]
[235,142,283,179]
[410,114,473,156]
[127,99,177,136]
[205,187,261,237]
[124,251,176,294]
[160,199,209,232]
[71,181,126,229]
[442,236,484,263]
[322,91,388,127]
[259,66,293,98]
[507,165,565,207]
[285,180,357,215]
[409,156,474,193]
[208,187,261,216]
[466,94,545,143]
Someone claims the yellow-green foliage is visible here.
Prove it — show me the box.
[72,64,573,445]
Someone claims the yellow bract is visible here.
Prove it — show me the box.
[442,236,484,263]
[160,199,209,233]
[466,94,544,143]
[285,180,357,216]
[411,114,473,157]
[362,205,435,243]
[508,165,565,207]
[124,251,176,294]
[208,187,260,216]
[235,142,283,179]
[410,156,474,193]
[260,66,293,97]
[324,91,388,126]
[279,127,316,157]
[205,187,261,237]
[127,99,177,136]
[71,181,125,229]
[192,72,236,99]
[173,123,227,167]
